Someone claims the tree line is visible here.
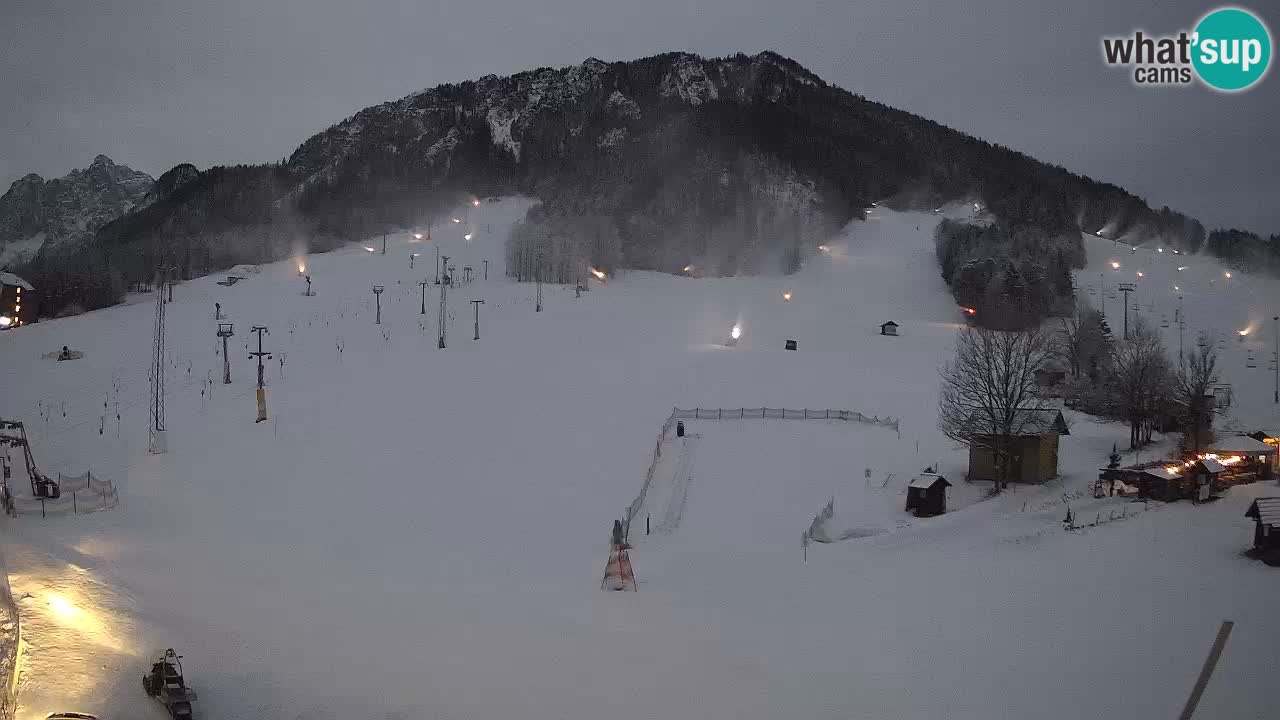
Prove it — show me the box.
[939,300,1224,492]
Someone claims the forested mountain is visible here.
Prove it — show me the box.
[1205,228,1280,273]
[9,51,1211,318]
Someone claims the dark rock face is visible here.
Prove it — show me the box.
[0,155,154,264]
[140,163,200,207]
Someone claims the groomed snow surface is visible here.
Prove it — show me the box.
[1,201,1277,719]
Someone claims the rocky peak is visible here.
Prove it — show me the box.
[0,156,155,264]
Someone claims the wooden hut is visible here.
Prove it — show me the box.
[879,321,899,336]
[1034,362,1067,389]
[1129,466,1184,501]
[1207,436,1276,482]
[0,271,36,329]
[1190,458,1225,502]
[905,471,950,517]
[1245,497,1280,563]
[967,409,1069,485]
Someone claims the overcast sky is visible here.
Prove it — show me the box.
[2,0,1276,234]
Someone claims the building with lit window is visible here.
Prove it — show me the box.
[0,272,36,329]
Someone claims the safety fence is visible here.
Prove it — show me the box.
[9,470,118,518]
[0,547,18,720]
[623,407,900,539]
[623,414,679,540]
[671,407,900,433]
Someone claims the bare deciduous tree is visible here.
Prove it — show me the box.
[1056,299,1109,380]
[1173,335,1223,455]
[939,325,1058,493]
[1102,316,1171,449]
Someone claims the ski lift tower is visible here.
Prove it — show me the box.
[148,269,168,454]
[1118,282,1135,339]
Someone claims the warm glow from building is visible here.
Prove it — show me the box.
[783,291,792,301]
[590,268,606,280]
[1110,261,1121,269]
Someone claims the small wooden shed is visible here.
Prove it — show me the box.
[1130,466,1184,502]
[879,321,899,336]
[967,410,1070,485]
[1245,497,1280,553]
[1190,457,1225,502]
[905,471,950,517]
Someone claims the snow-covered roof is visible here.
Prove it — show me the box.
[966,408,1068,436]
[0,271,34,291]
[1209,436,1273,454]
[1139,467,1180,481]
[908,473,949,489]
[1246,497,1280,529]
[1197,458,1226,474]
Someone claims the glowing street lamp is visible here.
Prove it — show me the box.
[364,246,376,253]
[472,199,481,207]
[1224,271,1232,279]
[413,232,423,241]
[1110,261,1121,270]
[464,233,473,241]
[817,245,830,253]
[451,217,461,224]
[782,290,793,301]
[1136,271,1144,278]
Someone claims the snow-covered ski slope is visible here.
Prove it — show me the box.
[1,201,1276,719]
[1081,231,1280,429]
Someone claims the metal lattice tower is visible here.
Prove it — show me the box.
[437,280,448,348]
[148,268,167,453]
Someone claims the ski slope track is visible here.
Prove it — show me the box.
[1,202,1277,719]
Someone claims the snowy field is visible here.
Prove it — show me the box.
[1,201,1277,719]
